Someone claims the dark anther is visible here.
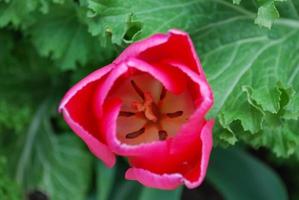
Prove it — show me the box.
[160,86,167,100]
[119,111,135,117]
[126,127,145,139]
[27,190,48,200]
[131,80,145,100]
[166,111,183,118]
[158,130,168,141]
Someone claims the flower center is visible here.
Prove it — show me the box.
[111,73,194,145]
[118,79,184,142]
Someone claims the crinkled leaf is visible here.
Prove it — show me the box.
[241,118,299,157]
[0,31,54,134]
[283,95,299,120]
[194,3,299,156]
[0,0,64,28]
[29,1,103,70]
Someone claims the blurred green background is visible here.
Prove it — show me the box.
[1,0,299,199]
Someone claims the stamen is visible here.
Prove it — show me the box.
[131,80,145,100]
[160,86,167,100]
[166,111,183,118]
[119,111,135,117]
[126,127,145,139]
[158,130,168,141]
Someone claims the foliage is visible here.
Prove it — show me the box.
[0,157,21,200]
[207,147,288,200]
[0,0,299,199]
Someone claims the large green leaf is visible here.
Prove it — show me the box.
[207,148,288,200]
[80,0,292,44]
[197,8,299,156]
[3,101,93,200]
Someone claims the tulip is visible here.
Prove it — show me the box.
[59,29,214,189]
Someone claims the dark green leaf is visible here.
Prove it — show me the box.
[207,148,288,200]
[139,187,182,200]
[97,161,116,200]
[6,101,93,200]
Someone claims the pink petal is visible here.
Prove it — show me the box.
[114,33,168,64]
[59,65,113,110]
[94,63,128,117]
[125,120,214,189]
[125,168,182,190]
[127,58,187,94]
[114,29,201,74]
[61,109,116,167]
[184,120,214,188]
[167,61,213,117]
[59,65,116,168]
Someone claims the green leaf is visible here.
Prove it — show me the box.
[6,100,93,200]
[0,157,21,200]
[241,119,299,157]
[250,85,281,113]
[284,96,299,120]
[96,161,116,200]
[232,0,242,5]
[0,0,64,28]
[81,0,290,45]
[29,1,103,70]
[194,3,299,156]
[139,187,182,200]
[238,85,299,157]
[255,1,281,28]
[0,31,55,134]
[81,0,232,45]
[232,0,287,28]
[207,147,288,200]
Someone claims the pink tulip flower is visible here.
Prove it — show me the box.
[59,29,214,190]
